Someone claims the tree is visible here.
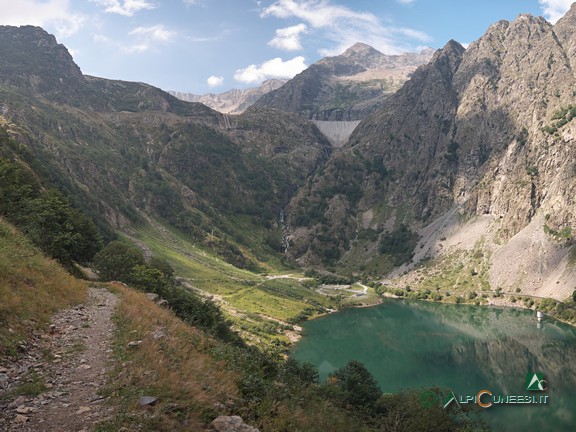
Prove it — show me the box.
[130,265,167,293]
[93,241,145,282]
[0,159,102,266]
[25,190,102,265]
[148,256,175,279]
[329,360,382,408]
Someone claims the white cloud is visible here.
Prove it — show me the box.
[262,0,378,29]
[91,0,155,17]
[0,0,85,38]
[207,75,224,87]
[397,0,415,4]
[268,23,307,51]
[261,0,431,55]
[93,25,176,54]
[93,33,111,43]
[234,56,307,84]
[539,0,573,23]
[129,25,177,42]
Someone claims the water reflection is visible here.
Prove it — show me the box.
[292,299,576,432]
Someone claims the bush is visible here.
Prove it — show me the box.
[93,241,145,282]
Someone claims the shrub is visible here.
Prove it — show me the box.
[93,241,145,282]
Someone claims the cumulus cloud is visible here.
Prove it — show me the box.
[539,0,573,23]
[268,23,307,51]
[91,0,155,17]
[234,56,307,84]
[0,0,84,38]
[207,75,224,87]
[261,0,431,55]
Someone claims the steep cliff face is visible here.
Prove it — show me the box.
[0,25,84,103]
[287,7,576,290]
[253,43,433,120]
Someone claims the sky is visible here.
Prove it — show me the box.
[0,0,574,94]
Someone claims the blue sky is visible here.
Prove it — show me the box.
[0,0,574,93]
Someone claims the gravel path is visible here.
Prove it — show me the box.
[0,287,118,431]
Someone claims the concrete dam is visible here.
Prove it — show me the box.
[312,120,362,148]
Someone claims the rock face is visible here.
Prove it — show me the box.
[0,25,83,102]
[287,7,576,284]
[253,43,434,120]
[169,79,287,114]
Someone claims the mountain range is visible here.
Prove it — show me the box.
[1,3,576,306]
[168,79,287,114]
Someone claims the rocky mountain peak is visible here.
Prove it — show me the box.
[253,42,433,120]
[341,42,381,58]
[0,25,84,91]
[435,40,465,66]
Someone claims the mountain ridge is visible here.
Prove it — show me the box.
[253,43,435,120]
[169,79,288,114]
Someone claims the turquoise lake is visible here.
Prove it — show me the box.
[291,299,576,431]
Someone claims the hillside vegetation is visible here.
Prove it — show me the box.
[0,218,87,356]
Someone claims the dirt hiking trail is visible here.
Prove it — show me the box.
[0,287,117,431]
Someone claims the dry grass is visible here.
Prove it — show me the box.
[97,282,239,431]
[0,218,87,356]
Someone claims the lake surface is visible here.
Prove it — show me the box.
[291,299,576,431]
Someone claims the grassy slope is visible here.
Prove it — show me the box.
[127,222,344,346]
[96,282,239,431]
[97,282,375,432]
[0,217,87,356]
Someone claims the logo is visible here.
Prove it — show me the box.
[419,373,550,411]
[526,372,547,391]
